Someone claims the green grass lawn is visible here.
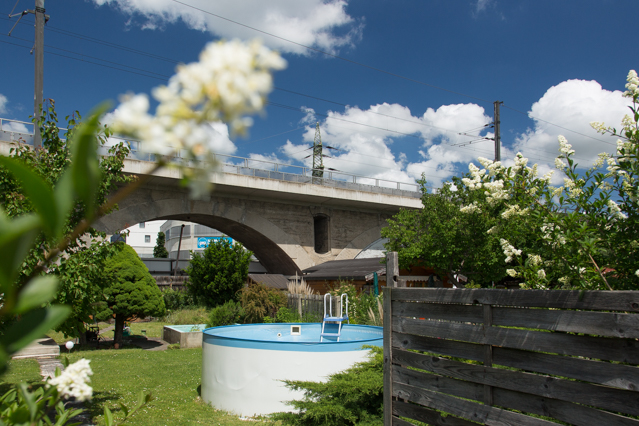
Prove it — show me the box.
[1,347,279,425]
[63,347,278,425]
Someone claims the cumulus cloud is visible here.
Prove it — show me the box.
[0,94,7,114]
[514,79,630,168]
[277,102,492,188]
[91,0,362,55]
[247,152,291,170]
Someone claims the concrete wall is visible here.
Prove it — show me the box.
[92,159,421,275]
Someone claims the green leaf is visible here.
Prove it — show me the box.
[0,211,41,294]
[118,402,129,418]
[0,157,57,238]
[14,275,59,314]
[52,170,75,241]
[70,109,105,219]
[104,405,114,426]
[18,383,37,422]
[1,306,70,355]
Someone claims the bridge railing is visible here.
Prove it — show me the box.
[0,117,421,197]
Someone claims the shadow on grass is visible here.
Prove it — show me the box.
[85,389,122,419]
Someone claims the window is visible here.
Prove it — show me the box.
[139,222,145,228]
[313,215,330,254]
[145,235,151,243]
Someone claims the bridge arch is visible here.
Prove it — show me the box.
[93,194,315,275]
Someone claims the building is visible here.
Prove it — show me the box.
[110,220,165,259]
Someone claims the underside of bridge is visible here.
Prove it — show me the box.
[156,213,301,275]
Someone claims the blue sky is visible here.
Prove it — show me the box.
[1,0,637,188]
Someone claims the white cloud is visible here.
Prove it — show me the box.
[92,0,362,55]
[279,102,492,188]
[514,79,630,168]
[0,94,7,114]
[475,0,492,13]
[2,120,30,134]
[247,152,290,170]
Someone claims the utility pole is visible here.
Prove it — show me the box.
[9,1,48,148]
[312,122,324,179]
[493,101,503,162]
[33,0,46,149]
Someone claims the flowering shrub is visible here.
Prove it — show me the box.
[0,38,285,424]
[453,70,639,290]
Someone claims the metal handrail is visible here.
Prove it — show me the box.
[0,117,421,194]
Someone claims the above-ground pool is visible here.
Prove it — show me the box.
[201,323,383,417]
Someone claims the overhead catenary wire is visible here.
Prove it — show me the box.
[2,15,603,163]
[1,17,604,170]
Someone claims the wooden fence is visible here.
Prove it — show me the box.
[383,287,639,426]
[155,275,188,292]
[287,293,343,319]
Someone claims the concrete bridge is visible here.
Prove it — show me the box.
[0,118,422,274]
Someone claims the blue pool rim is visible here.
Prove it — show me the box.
[203,323,383,352]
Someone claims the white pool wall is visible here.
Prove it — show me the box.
[201,323,382,417]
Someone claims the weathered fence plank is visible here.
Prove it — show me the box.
[392,301,639,338]
[392,331,639,391]
[391,288,639,312]
[394,382,557,426]
[393,365,639,426]
[393,400,480,426]
[393,316,639,363]
[385,287,639,425]
[394,349,639,417]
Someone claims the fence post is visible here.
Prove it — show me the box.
[483,303,493,406]
[383,287,393,425]
[387,251,399,287]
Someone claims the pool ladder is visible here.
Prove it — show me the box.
[320,293,349,342]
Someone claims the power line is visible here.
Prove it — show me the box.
[502,104,615,146]
[168,0,493,105]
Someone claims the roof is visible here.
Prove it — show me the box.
[301,257,386,282]
[248,274,290,290]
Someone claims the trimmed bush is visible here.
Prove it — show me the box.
[239,282,287,323]
[207,300,244,327]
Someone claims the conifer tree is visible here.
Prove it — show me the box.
[153,231,169,258]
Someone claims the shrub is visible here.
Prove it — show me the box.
[272,346,383,425]
[208,300,244,327]
[186,239,252,307]
[95,243,166,344]
[163,307,209,325]
[162,288,196,311]
[239,282,287,323]
[329,282,381,325]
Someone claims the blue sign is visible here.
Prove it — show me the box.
[197,237,233,249]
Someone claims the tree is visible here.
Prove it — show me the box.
[385,70,639,290]
[383,177,508,287]
[153,231,169,258]
[0,101,131,339]
[186,239,252,307]
[96,243,166,344]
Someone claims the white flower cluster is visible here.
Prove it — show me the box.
[113,39,286,154]
[501,204,529,219]
[47,359,93,402]
[537,269,546,280]
[500,239,521,263]
[111,40,286,198]
[624,70,639,99]
[558,136,575,155]
[540,222,566,247]
[607,199,627,220]
[460,202,481,214]
[461,164,486,190]
[528,254,542,266]
[506,269,518,277]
